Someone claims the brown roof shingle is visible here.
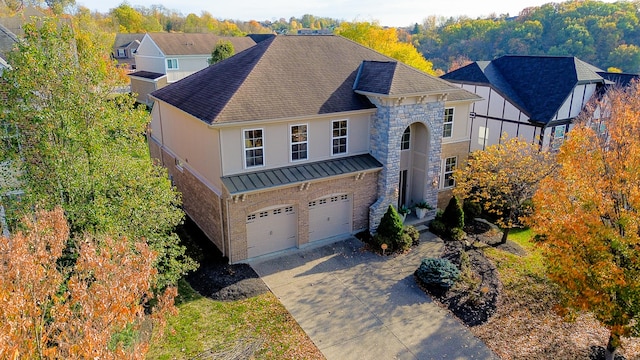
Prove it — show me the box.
[151,35,475,124]
[147,33,256,56]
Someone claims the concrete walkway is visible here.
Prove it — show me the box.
[251,232,499,360]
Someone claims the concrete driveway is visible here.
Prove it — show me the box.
[251,232,499,360]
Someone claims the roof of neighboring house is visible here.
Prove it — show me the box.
[441,55,607,124]
[114,33,144,49]
[222,153,383,194]
[0,23,18,61]
[151,35,476,124]
[597,71,640,87]
[146,33,257,56]
[129,70,165,80]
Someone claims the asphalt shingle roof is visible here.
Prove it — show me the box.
[152,35,475,124]
[221,153,383,194]
[146,33,256,56]
[442,55,607,124]
[0,23,18,61]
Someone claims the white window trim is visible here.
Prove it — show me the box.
[331,119,348,156]
[243,128,265,169]
[443,107,454,138]
[289,123,308,162]
[552,124,566,150]
[401,127,410,150]
[166,58,178,70]
[441,156,457,189]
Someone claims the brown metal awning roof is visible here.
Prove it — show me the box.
[221,153,382,195]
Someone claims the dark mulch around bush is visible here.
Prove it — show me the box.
[177,218,269,302]
[417,219,527,327]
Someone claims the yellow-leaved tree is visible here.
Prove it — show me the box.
[335,21,438,75]
[528,83,640,356]
[453,135,556,243]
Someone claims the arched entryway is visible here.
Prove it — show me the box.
[398,123,430,208]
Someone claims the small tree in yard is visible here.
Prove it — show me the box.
[442,196,464,230]
[208,40,234,65]
[374,205,412,252]
[453,135,555,243]
[528,83,640,357]
[0,208,177,359]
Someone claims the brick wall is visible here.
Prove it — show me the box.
[223,171,379,262]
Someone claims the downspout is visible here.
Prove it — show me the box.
[225,197,233,263]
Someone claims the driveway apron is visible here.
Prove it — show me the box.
[251,232,499,360]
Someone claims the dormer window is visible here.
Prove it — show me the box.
[116,48,126,57]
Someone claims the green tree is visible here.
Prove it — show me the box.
[111,3,146,33]
[0,17,196,288]
[208,40,235,65]
[528,83,640,356]
[453,135,555,243]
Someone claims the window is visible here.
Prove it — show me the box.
[290,124,308,161]
[332,120,347,155]
[116,48,126,57]
[478,125,489,146]
[166,58,178,69]
[244,129,264,168]
[443,156,457,188]
[443,108,454,138]
[401,127,410,150]
[1,121,21,153]
[552,124,566,150]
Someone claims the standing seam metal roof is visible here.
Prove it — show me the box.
[221,153,383,194]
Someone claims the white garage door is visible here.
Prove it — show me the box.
[246,205,297,258]
[309,194,352,242]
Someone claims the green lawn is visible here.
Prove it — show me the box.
[146,279,324,360]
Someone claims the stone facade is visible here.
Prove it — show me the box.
[368,98,444,231]
[223,171,379,262]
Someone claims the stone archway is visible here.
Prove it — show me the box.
[398,122,430,209]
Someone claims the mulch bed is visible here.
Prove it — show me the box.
[177,218,269,301]
[416,219,525,327]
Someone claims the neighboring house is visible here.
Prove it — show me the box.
[130,33,258,105]
[441,55,618,151]
[148,35,479,262]
[0,22,18,74]
[112,33,144,72]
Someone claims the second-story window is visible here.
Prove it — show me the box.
[167,58,178,70]
[116,48,126,57]
[332,120,347,155]
[244,129,264,168]
[401,127,410,150]
[443,108,454,138]
[290,124,308,161]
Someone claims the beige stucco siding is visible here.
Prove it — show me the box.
[151,101,223,191]
[438,140,471,208]
[219,113,372,176]
[442,102,472,145]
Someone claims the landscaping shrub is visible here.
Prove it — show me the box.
[442,196,465,229]
[462,200,482,224]
[396,232,413,252]
[372,233,393,252]
[429,219,446,236]
[377,205,403,240]
[415,258,460,289]
[450,227,467,242]
[404,225,420,246]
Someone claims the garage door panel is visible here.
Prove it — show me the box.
[247,205,297,258]
[309,194,351,242]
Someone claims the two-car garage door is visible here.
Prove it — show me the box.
[246,194,352,259]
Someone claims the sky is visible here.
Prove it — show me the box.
[80,0,615,28]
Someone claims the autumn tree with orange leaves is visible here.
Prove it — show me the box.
[0,208,176,359]
[528,83,640,357]
[453,135,556,243]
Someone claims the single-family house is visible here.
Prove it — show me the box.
[112,33,144,72]
[441,55,615,151]
[130,33,257,105]
[148,35,479,262]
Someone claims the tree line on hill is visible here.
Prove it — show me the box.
[5,1,640,73]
